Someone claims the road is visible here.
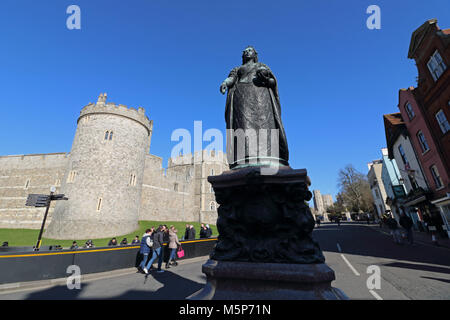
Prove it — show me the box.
[0,222,449,300]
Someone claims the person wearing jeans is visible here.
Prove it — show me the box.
[139,229,153,271]
[144,225,166,274]
[166,226,181,268]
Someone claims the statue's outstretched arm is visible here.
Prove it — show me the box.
[220,67,238,94]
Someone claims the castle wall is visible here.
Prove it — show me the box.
[45,97,153,239]
[0,153,68,229]
[0,94,229,239]
[139,154,197,222]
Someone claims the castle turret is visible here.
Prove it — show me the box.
[45,94,153,239]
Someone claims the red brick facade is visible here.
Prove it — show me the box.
[407,19,450,200]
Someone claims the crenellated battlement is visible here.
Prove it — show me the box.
[168,149,228,167]
[79,93,153,134]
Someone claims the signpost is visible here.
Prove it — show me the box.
[25,188,68,251]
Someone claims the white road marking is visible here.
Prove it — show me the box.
[369,289,383,300]
[340,254,360,276]
[337,243,342,253]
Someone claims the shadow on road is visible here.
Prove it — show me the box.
[22,270,204,300]
[420,276,450,284]
[382,262,450,274]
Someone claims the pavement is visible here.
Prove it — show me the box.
[0,222,449,300]
[374,223,450,249]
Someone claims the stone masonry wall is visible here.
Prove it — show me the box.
[0,153,68,229]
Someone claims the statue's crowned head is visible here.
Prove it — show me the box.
[242,46,258,64]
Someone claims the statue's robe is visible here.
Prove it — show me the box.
[225,62,289,167]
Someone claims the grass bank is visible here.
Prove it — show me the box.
[0,221,217,248]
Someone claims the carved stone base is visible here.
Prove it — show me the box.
[189,166,347,300]
[209,166,324,264]
[188,259,348,300]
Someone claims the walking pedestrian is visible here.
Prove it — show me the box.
[70,241,78,250]
[399,212,414,245]
[139,229,154,272]
[386,216,401,244]
[166,226,181,268]
[143,225,166,274]
[431,231,439,246]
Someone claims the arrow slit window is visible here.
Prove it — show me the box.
[129,174,137,186]
[67,171,76,183]
[96,197,103,212]
[24,178,31,190]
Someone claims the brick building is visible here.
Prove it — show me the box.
[406,19,450,236]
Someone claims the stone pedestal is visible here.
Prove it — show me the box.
[189,166,347,300]
[188,259,347,300]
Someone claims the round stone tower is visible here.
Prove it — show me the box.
[45,93,153,239]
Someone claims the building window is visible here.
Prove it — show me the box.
[405,103,415,120]
[210,202,216,211]
[374,189,380,199]
[435,110,450,134]
[427,50,447,81]
[67,171,76,183]
[416,131,430,152]
[430,165,443,189]
[210,184,214,193]
[96,198,103,212]
[104,131,114,141]
[24,178,31,190]
[398,145,409,166]
[129,174,137,186]
[211,169,215,176]
[174,183,179,192]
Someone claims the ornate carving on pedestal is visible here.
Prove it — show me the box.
[209,167,325,264]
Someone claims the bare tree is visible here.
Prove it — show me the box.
[337,165,374,213]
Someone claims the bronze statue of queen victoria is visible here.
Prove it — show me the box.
[220,46,289,169]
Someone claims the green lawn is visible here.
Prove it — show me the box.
[0,221,217,248]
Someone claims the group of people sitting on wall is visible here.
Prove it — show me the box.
[107,237,141,246]
[184,223,213,240]
[69,236,141,250]
[65,223,213,253]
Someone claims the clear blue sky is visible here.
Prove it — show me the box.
[1,0,449,201]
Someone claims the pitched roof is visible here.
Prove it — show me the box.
[383,113,407,159]
[384,112,404,126]
[408,19,450,59]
